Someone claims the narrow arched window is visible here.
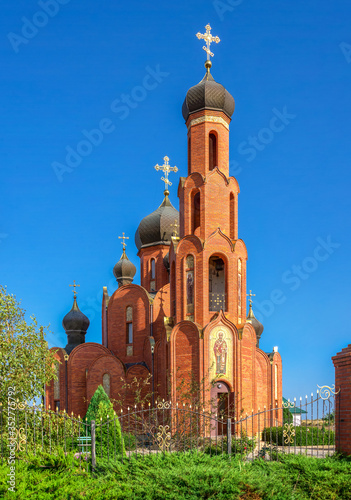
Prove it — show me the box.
[150,258,156,291]
[230,193,235,239]
[171,261,176,316]
[126,306,133,344]
[186,255,195,321]
[209,256,226,311]
[237,259,242,322]
[193,191,200,233]
[53,361,60,410]
[209,133,217,170]
[103,373,110,397]
[188,137,191,175]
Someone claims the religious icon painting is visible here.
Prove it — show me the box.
[208,325,233,385]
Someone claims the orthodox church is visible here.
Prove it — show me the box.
[46,25,283,423]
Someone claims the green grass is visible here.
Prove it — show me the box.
[1,452,351,499]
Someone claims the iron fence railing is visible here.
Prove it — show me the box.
[0,385,340,473]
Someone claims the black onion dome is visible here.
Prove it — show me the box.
[113,249,136,287]
[246,304,264,346]
[182,70,235,122]
[135,193,179,251]
[62,297,90,333]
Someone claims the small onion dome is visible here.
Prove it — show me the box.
[62,297,90,333]
[182,64,235,122]
[135,192,179,251]
[63,297,90,354]
[246,304,264,347]
[113,248,137,287]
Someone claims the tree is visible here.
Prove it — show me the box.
[0,285,57,406]
[85,385,110,425]
[85,385,125,457]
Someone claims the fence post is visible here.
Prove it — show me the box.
[227,418,231,456]
[91,420,96,471]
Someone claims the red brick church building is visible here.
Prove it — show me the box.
[46,27,283,421]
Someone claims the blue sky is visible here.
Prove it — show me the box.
[1,0,350,400]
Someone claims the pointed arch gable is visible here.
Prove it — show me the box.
[204,228,234,252]
[205,166,229,186]
[203,310,238,342]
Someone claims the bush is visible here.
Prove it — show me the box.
[262,425,335,446]
[85,385,110,427]
[203,432,256,456]
[95,401,125,459]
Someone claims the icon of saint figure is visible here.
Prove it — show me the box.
[213,331,228,374]
[186,272,194,305]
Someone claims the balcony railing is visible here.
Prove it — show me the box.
[209,293,227,312]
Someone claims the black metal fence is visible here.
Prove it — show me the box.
[1,385,339,472]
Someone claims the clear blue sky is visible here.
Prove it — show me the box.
[1,0,350,400]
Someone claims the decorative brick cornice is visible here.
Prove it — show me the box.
[187,115,229,131]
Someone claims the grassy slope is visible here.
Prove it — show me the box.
[1,453,351,500]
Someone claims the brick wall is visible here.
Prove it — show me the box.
[332,345,351,455]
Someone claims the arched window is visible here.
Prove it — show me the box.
[126,306,133,344]
[192,191,200,233]
[150,258,156,291]
[103,373,110,397]
[237,259,242,322]
[53,361,60,410]
[188,137,191,175]
[186,255,195,321]
[209,256,226,311]
[230,193,235,239]
[209,133,217,170]
[171,261,176,316]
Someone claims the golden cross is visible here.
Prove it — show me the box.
[196,24,220,61]
[118,232,129,250]
[247,290,256,306]
[154,156,178,192]
[69,280,80,298]
[171,219,179,238]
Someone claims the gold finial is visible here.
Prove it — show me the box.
[154,156,178,194]
[196,24,220,63]
[118,232,129,251]
[247,290,256,306]
[69,280,80,299]
[171,219,179,238]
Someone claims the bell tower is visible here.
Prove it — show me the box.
[172,24,246,327]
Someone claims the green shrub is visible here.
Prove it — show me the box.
[95,401,125,459]
[262,425,335,446]
[85,385,110,427]
[203,432,256,456]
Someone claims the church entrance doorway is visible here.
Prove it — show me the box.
[210,381,230,436]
